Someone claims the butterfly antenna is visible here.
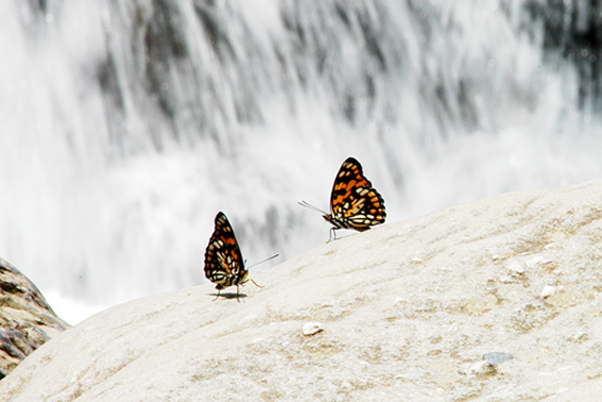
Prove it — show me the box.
[247,253,279,269]
[298,201,329,215]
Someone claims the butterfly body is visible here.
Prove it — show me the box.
[204,212,252,300]
[325,157,386,236]
[300,157,386,240]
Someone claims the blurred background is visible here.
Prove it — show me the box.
[2,0,602,324]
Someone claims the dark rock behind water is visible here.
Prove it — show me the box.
[525,0,602,110]
[0,258,68,379]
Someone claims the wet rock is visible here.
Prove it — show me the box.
[0,258,68,379]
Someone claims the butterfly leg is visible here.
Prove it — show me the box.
[247,278,264,298]
[248,278,264,288]
[212,287,222,301]
[236,285,241,302]
[328,227,338,242]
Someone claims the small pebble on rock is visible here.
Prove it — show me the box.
[302,322,324,336]
[482,352,514,367]
[540,285,555,298]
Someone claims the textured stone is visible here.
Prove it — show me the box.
[0,258,68,379]
[3,181,602,400]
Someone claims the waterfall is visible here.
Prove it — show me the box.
[2,0,601,323]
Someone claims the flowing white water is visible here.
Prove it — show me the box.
[1,0,601,324]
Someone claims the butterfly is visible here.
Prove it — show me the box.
[204,212,277,301]
[299,156,386,240]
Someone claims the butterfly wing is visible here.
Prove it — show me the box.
[327,157,386,231]
[204,212,248,289]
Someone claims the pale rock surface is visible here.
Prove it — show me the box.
[3,181,602,401]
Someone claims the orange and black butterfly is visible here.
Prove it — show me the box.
[204,212,277,300]
[299,157,386,240]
